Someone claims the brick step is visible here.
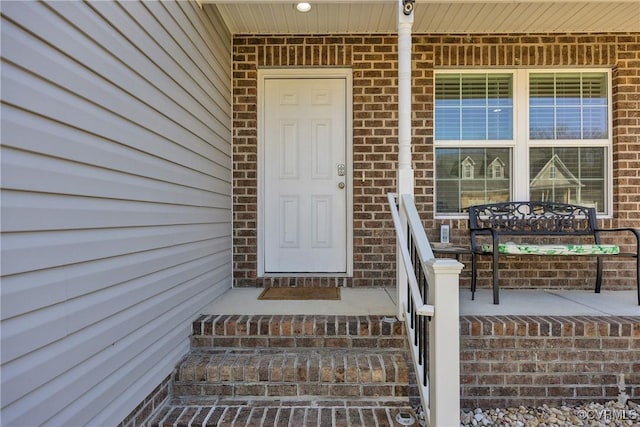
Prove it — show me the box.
[149,397,418,427]
[148,315,420,426]
[191,314,407,349]
[174,348,412,399]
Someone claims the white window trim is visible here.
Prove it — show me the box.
[434,68,613,219]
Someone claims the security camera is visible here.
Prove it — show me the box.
[402,0,415,15]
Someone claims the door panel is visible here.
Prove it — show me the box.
[264,78,347,273]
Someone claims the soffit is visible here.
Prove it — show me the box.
[205,1,639,34]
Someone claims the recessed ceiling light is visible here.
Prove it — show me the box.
[296,2,311,13]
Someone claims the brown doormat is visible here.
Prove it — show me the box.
[258,287,341,300]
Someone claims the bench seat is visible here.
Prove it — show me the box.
[480,243,620,256]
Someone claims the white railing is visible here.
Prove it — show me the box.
[388,193,464,427]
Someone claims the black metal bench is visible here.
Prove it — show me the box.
[468,201,640,305]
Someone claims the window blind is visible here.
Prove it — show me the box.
[435,73,513,141]
[529,73,607,140]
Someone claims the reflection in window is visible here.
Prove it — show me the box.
[529,148,605,210]
[436,148,511,213]
[489,158,505,179]
[461,157,475,179]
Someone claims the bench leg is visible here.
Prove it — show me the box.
[471,253,477,300]
[636,255,640,305]
[595,256,603,294]
[492,251,500,305]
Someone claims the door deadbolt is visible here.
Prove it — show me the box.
[337,164,345,176]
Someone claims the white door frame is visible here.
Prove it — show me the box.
[257,68,353,277]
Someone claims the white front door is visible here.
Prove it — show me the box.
[262,77,348,273]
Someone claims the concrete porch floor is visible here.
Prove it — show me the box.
[204,288,639,317]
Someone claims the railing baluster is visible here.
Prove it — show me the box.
[422,314,428,387]
[415,257,423,363]
[417,308,423,365]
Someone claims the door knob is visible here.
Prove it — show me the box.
[338,182,345,189]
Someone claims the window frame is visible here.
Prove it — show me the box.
[433,68,613,219]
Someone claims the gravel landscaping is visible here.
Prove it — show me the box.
[460,400,639,426]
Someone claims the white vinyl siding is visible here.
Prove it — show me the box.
[0,1,232,426]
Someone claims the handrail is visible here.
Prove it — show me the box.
[400,193,435,264]
[387,192,434,317]
[388,192,463,427]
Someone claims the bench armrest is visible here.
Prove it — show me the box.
[469,227,501,253]
[594,227,640,254]
[469,227,495,234]
[594,227,640,235]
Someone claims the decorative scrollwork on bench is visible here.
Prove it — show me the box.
[470,201,594,234]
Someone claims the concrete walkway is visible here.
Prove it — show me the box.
[204,288,639,317]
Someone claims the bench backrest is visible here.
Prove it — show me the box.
[468,201,598,236]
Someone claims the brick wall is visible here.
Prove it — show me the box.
[119,374,172,427]
[232,33,640,288]
[460,315,640,409]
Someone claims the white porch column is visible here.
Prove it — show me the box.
[396,0,414,319]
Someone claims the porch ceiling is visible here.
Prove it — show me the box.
[204,0,639,35]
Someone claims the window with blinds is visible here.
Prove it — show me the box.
[528,72,608,211]
[434,69,611,217]
[435,73,513,141]
[435,73,514,213]
[529,72,608,140]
